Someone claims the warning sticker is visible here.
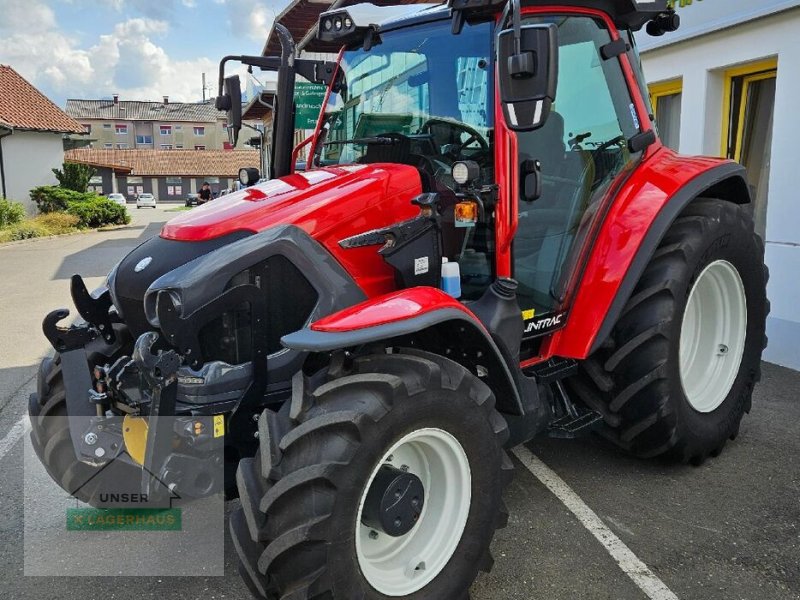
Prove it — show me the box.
[213,415,225,438]
[414,256,430,275]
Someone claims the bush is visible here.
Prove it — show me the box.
[66,197,130,228]
[32,212,81,234]
[30,186,93,213]
[0,198,26,227]
[52,162,96,192]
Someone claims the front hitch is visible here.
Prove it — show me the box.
[42,309,97,456]
[132,332,181,500]
[70,275,116,344]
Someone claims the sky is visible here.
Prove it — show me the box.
[0,0,289,107]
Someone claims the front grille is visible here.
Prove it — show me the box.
[198,255,319,364]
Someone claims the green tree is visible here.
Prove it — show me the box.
[52,162,96,192]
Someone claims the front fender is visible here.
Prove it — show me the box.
[282,287,527,416]
[282,287,480,351]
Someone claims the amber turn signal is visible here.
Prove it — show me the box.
[455,201,479,227]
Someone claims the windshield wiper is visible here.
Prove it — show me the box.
[324,136,399,146]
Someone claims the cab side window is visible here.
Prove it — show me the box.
[514,15,643,327]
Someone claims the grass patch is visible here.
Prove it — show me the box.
[166,206,193,212]
[0,212,84,243]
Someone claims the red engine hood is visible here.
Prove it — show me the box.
[161,163,423,297]
[162,164,421,241]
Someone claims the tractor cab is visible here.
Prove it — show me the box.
[217,0,672,354]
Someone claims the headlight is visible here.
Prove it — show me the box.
[452,160,480,186]
[239,167,260,187]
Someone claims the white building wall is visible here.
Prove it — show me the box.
[1,131,64,212]
[641,8,800,369]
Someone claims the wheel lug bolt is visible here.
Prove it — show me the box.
[369,530,379,540]
[718,344,729,355]
[400,464,409,472]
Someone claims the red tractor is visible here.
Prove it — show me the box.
[31,0,768,598]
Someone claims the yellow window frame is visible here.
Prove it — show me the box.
[720,58,778,159]
[648,79,683,118]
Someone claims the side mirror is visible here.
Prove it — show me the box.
[497,24,558,132]
[215,75,242,146]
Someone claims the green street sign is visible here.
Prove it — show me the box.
[295,82,326,130]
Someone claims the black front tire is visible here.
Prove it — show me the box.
[29,335,138,505]
[232,349,513,599]
[569,198,769,464]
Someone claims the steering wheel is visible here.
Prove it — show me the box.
[420,118,490,156]
[592,135,626,154]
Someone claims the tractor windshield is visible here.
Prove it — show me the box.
[315,19,494,190]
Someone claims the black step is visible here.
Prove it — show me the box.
[526,358,578,384]
[547,410,604,439]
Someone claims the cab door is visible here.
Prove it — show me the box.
[511,14,646,350]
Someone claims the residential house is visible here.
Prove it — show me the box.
[65,148,260,201]
[0,65,87,210]
[65,96,232,151]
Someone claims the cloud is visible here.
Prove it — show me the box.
[219,0,279,41]
[0,1,217,103]
[93,0,182,20]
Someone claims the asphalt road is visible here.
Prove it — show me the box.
[1,206,798,599]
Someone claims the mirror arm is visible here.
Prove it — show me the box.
[511,0,522,55]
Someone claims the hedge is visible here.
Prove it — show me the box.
[30,186,98,213]
[66,196,130,228]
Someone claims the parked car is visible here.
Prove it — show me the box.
[185,193,202,207]
[136,193,157,209]
[107,193,126,206]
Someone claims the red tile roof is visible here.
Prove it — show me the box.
[65,148,260,177]
[0,65,86,134]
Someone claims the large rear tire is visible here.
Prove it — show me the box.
[569,198,768,464]
[231,349,513,599]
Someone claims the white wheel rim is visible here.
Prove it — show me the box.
[679,260,747,413]
[355,427,471,596]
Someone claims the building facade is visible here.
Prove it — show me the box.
[65,97,233,151]
[0,65,86,211]
[640,0,800,369]
[66,148,260,202]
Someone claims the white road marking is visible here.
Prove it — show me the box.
[0,415,30,461]
[513,446,679,600]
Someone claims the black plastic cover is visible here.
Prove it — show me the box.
[111,231,252,337]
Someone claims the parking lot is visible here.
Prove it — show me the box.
[1,207,798,600]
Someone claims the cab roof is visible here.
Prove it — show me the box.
[275,0,667,54]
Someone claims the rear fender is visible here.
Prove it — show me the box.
[281,287,526,415]
[549,152,751,359]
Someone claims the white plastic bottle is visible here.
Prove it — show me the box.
[441,257,462,299]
